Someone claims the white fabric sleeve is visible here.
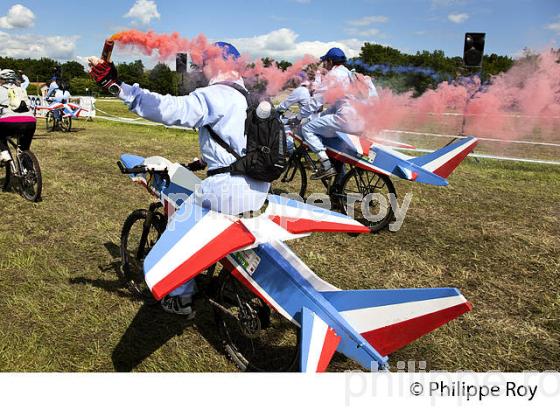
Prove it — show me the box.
[119,82,209,128]
[21,75,30,90]
[277,88,303,112]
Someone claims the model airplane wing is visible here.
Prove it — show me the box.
[300,307,341,372]
[265,195,370,234]
[321,288,472,356]
[144,202,256,300]
[408,136,478,179]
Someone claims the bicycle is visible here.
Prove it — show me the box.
[1,135,42,202]
[45,104,72,133]
[273,116,396,233]
[117,157,299,372]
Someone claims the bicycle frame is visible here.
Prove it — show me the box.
[5,137,22,180]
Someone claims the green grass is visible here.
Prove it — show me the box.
[0,113,558,372]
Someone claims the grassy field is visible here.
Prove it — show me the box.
[0,106,559,372]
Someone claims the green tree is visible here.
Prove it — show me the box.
[61,61,87,82]
[276,60,292,71]
[148,63,175,95]
[69,77,98,95]
[117,60,147,86]
[261,57,275,67]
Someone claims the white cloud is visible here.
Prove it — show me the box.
[448,13,469,23]
[0,31,78,59]
[227,28,363,61]
[347,15,388,26]
[124,0,160,25]
[345,27,381,38]
[432,0,467,7]
[0,4,35,29]
[546,16,560,34]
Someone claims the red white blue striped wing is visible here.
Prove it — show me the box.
[266,195,370,234]
[322,288,472,356]
[300,307,341,373]
[144,202,255,300]
[410,137,478,179]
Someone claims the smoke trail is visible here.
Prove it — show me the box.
[348,59,452,81]
[110,29,317,95]
[351,50,560,142]
[110,30,560,141]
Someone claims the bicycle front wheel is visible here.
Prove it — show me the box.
[2,162,11,192]
[120,208,166,301]
[338,168,396,233]
[45,111,55,132]
[17,150,42,202]
[213,268,300,372]
[61,116,72,133]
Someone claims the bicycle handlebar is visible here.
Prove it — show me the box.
[117,158,207,175]
[117,161,149,175]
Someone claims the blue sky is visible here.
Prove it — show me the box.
[1,0,559,64]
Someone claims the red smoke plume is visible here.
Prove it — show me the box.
[110,29,560,141]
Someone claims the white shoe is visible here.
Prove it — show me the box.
[0,150,11,165]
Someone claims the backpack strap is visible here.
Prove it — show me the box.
[204,81,250,177]
[214,81,249,100]
[204,124,241,160]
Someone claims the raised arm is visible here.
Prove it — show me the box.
[119,83,209,128]
[20,74,30,90]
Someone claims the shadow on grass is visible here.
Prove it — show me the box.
[110,299,225,372]
[69,242,227,372]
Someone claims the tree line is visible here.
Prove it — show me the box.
[0,42,520,97]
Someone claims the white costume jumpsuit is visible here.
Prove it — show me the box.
[301,65,378,159]
[118,77,270,298]
[276,84,314,152]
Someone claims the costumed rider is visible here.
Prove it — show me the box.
[301,47,378,179]
[275,67,317,153]
[0,69,36,165]
[46,77,71,104]
[89,42,271,317]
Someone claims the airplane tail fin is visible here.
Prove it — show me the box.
[410,137,478,179]
[300,307,341,372]
[322,288,472,356]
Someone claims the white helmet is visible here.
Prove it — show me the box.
[0,69,17,83]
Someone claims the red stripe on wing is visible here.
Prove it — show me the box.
[433,140,478,178]
[151,221,255,300]
[361,302,472,356]
[269,215,370,234]
[316,327,341,372]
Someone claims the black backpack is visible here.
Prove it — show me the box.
[205,82,288,183]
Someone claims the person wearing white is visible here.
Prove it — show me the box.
[301,48,377,179]
[276,78,314,153]
[0,69,36,165]
[90,42,267,316]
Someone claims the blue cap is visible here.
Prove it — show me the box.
[320,47,347,63]
[214,42,241,60]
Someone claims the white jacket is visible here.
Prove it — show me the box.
[119,78,270,215]
[277,85,314,119]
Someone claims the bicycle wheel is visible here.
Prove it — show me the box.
[17,150,42,202]
[213,268,299,372]
[61,116,72,132]
[338,168,396,233]
[2,162,11,192]
[270,155,307,200]
[120,208,166,301]
[45,111,55,132]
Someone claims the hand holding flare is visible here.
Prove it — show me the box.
[88,38,121,95]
